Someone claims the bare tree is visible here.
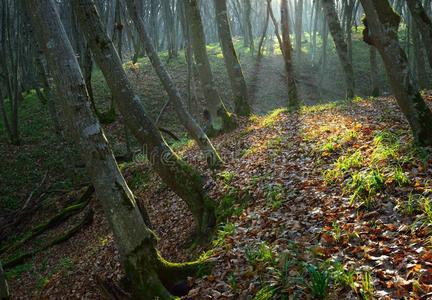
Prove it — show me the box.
[280,0,299,109]
[22,0,206,298]
[321,0,355,100]
[185,0,236,135]
[406,0,432,70]
[72,0,217,235]
[214,0,251,116]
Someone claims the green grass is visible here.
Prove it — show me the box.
[346,169,385,208]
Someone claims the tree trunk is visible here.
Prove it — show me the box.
[214,0,251,117]
[257,4,270,58]
[406,0,432,70]
[369,46,380,97]
[24,1,207,298]
[280,0,299,109]
[150,0,159,51]
[161,0,177,58]
[123,0,223,169]
[361,0,432,145]
[321,0,355,100]
[184,0,235,135]
[412,21,429,89]
[73,0,217,235]
[242,0,254,54]
[295,0,304,62]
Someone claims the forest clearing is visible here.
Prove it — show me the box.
[1,0,432,299]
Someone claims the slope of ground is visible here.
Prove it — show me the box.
[3,94,432,299]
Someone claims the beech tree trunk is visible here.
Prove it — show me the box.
[406,0,432,70]
[361,0,432,145]
[72,0,217,235]
[214,0,251,116]
[295,0,304,62]
[257,4,270,58]
[184,0,235,135]
[321,0,355,100]
[280,0,299,109]
[23,1,203,298]
[243,0,254,54]
[124,0,223,169]
[369,46,380,96]
[161,0,177,58]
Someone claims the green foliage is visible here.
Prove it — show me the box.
[245,242,275,267]
[264,184,284,210]
[218,170,236,185]
[305,264,331,300]
[323,150,364,183]
[5,262,33,280]
[216,188,247,222]
[253,286,276,300]
[128,168,151,190]
[212,223,236,248]
[420,196,432,228]
[360,271,374,300]
[346,169,385,208]
[371,130,400,163]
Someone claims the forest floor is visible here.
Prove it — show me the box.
[1,39,432,299]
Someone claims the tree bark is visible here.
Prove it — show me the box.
[124,0,223,169]
[72,0,217,235]
[321,0,355,100]
[184,0,236,136]
[22,1,188,298]
[257,4,270,58]
[295,0,304,62]
[406,0,432,70]
[214,0,251,116]
[361,0,432,145]
[280,0,299,109]
[369,46,380,96]
[242,0,254,54]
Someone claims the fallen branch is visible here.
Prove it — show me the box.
[155,99,171,125]
[3,208,94,270]
[0,186,94,255]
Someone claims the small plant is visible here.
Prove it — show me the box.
[253,286,276,300]
[330,222,342,242]
[398,192,420,216]
[371,130,400,163]
[226,272,238,294]
[360,271,374,300]
[213,223,236,247]
[218,170,236,185]
[327,261,356,292]
[420,196,432,228]
[347,169,384,208]
[305,264,330,299]
[323,150,364,183]
[216,188,246,222]
[391,165,410,187]
[265,184,284,210]
[245,242,275,268]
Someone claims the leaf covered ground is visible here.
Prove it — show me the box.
[4,93,432,299]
